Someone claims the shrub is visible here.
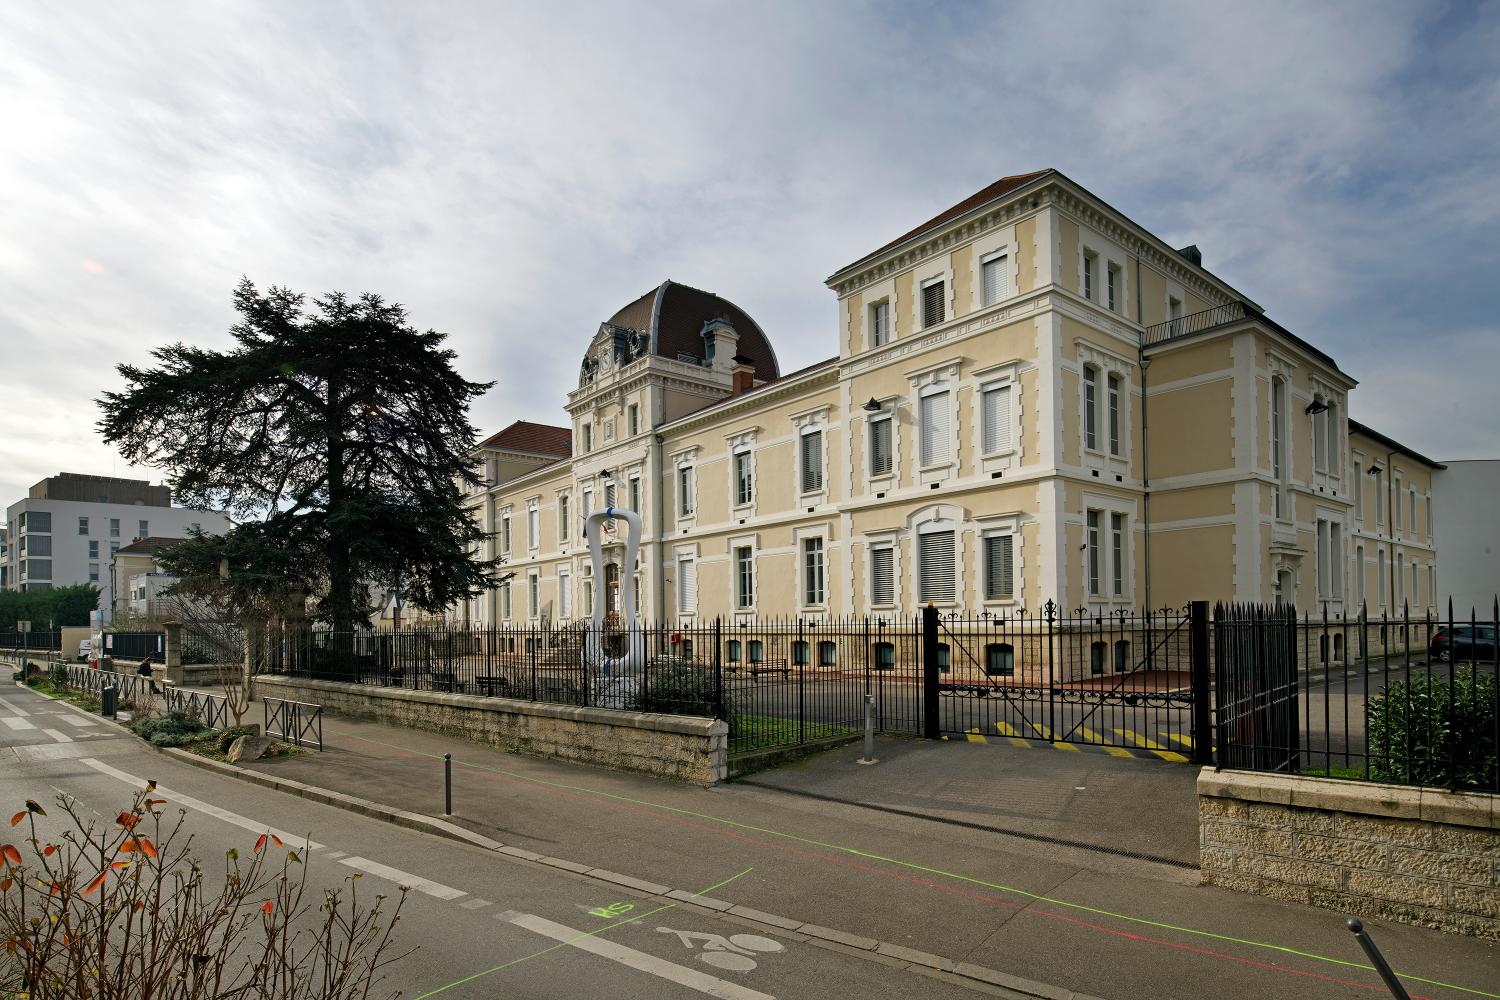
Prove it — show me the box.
[633,658,734,728]
[47,663,67,690]
[1367,665,1498,789]
[218,726,260,755]
[131,710,206,748]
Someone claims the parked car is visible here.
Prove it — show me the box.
[1428,624,1498,663]
[76,639,92,663]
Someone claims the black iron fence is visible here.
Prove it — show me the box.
[265,697,323,750]
[59,663,162,709]
[103,630,165,664]
[163,685,230,731]
[0,631,62,651]
[1216,601,1499,792]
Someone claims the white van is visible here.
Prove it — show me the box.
[77,639,92,663]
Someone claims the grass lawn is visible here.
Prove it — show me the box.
[730,714,859,754]
[1300,764,1368,780]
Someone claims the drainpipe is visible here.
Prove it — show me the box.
[1386,449,1397,613]
[1135,247,1151,613]
[652,382,667,621]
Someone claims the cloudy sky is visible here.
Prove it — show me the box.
[2,1,1497,505]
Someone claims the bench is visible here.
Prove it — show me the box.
[745,658,791,680]
[474,675,511,697]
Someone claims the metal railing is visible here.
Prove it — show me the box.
[61,663,161,707]
[0,631,62,651]
[103,630,166,664]
[1142,300,1252,347]
[1216,599,1499,792]
[163,685,230,731]
[265,697,323,750]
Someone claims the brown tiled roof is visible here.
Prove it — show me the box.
[114,536,188,556]
[832,169,1055,278]
[478,420,573,456]
[606,281,780,382]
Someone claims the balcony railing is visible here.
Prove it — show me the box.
[1143,300,1253,348]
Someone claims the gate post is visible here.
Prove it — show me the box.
[921,605,940,739]
[1189,600,1212,765]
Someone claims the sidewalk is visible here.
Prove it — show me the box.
[236,709,1500,999]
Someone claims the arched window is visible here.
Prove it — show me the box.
[874,642,895,670]
[791,640,809,666]
[818,640,837,667]
[728,639,741,663]
[1113,639,1130,673]
[936,642,951,674]
[1090,640,1106,675]
[985,643,1014,677]
[748,640,764,664]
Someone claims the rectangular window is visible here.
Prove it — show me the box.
[1429,564,1436,606]
[1378,550,1387,605]
[870,546,894,606]
[110,542,119,556]
[604,481,616,513]
[918,530,956,604]
[1393,477,1402,530]
[627,404,639,436]
[110,518,120,537]
[984,534,1014,600]
[1106,264,1119,311]
[502,516,511,554]
[921,279,945,328]
[803,536,825,606]
[558,568,571,619]
[1107,373,1121,456]
[1082,252,1096,300]
[870,300,890,347]
[1353,463,1363,520]
[1327,402,1340,476]
[981,253,1008,306]
[677,555,697,615]
[582,424,593,453]
[735,546,754,608]
[88,564,99,583]
[869,416,893,476]
[629,477,640,516]
[582,488,593,525]
[78,517,89,535]
[1426,494,1433,540]
[981,384,1011,454]
[138,520,148,538]
[88,540,99,559]
[800,431,824,494]
[919,390,950,466]
[1086,510,1101,596]
[1168,296,1183,336]
[528,506,539,548]
[734,451,753,506]
[678,467,695,516]
[528,574,539,618]
[1312,405,1327,472]
[1083,367,1098,451]
[1111,513,1125,596]
[501,581,511,620]
[1408,489,1416,537]
[558,495,569,542]
[1356,544,1365,604]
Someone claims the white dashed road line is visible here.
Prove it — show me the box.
[43,729,73,743]
[79,757,324,850]
[338,856,467,900]
[1,717,36,731]
[57,715,99,728]
[0,697,30,717]
[502,911,775,1000]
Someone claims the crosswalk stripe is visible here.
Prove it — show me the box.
[1,717,36,731]
[1113,728,1189,763]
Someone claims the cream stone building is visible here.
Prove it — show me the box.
[454,169,1439,628]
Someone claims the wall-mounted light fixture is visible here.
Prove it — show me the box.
[862,397,882,413]
[1305,399,1329,415]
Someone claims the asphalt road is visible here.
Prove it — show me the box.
[0,684,997,1000]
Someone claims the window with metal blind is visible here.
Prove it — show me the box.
[870,300,890,347]
[734,451,753,506]
[918,529,956,603]
[803,536,825,606]
[604,481,616,511]
[919,390,950,466]
[677,556,696,614]
[869,416,893,476]
[1111,513,1125,595]
[799,431,823,494]
[558,569,571,618]
[981,253,1008,306]
[501,516,511,554]
[870,546,894,605]
[735,546,754,608]
[1107,374,1121,456]
[984,534,1014,600]
[981,384,1011,453]
[1083,366,1098,451]
[1086,510,1101,596]
[921,280,945,328]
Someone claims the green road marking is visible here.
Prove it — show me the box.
[587,901,635,919]
[356,734,1494,999]
[411,866,753,998]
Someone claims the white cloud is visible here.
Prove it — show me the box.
[0,0,1495,506]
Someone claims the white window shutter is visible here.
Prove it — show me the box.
[918,530,956,603]
[677,557,696,614]
[871,547,894,605]
[982,255,1008,305]
[982,385,1011,453]
[920,391,950,465]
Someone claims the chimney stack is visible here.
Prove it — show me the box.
[731,358,755,396]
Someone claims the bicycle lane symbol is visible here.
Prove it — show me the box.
[654,927,785,972]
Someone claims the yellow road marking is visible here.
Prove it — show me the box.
[1113,728,1189,762]
[965,727,988,744]
[1025,720,1081,752]
[1076,727,1136,757]
[993,721,1029,747]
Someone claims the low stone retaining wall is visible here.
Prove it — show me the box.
[1199,768,1499,939]
[254,676,727,785]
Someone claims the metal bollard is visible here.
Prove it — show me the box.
[1347,919,1411,1000]
[858,693,877,765]
[444,753,453,816]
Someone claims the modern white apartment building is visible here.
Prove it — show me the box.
[3,473,229,612]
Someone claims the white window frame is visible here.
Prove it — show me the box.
[917,384,953,469]
[789,407,830,502]
[980,250,1010,307]
[731,539,756,611]
[527,571,540,620]
[628,474,641,518]
[867,537,898,610]
[581,422,593,454]
[627,403,639,437]
[1106,261,1121,312]
[1075,342,1134,469]
[795,526,829,611]
[675,545,698,616]
[725,428,758,513]
[1082,249,1097,301]
[867,410,895,481]
[1082,364,1099,453]
[500,509,512,556]
[1081,494,1135,605]
[906,359,960,482]
[978,516,1019,605]
[556,565,571,619]
[527,501,540,552]
[671,447,699,522]
[557,491,570,544]
[869,298,891,348]
[916,520,958,606]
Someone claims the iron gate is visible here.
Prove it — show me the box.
[931,602,1211,761]
[1213,602,1299,772]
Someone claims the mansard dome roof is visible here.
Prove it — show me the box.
[603,280,780,381]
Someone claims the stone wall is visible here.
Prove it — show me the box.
[254,676,727,785]
[1199,769,1499,939]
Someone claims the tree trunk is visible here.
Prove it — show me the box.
[326,378,354,633]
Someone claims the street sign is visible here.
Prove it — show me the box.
[16,620,30,632]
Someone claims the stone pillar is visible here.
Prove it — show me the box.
[162,621,185,684]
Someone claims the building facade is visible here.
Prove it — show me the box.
[455,170,1439,627]
[1433,460,1500,616]
[3,473,229,613]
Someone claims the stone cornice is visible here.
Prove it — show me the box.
[658,363,838,438]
